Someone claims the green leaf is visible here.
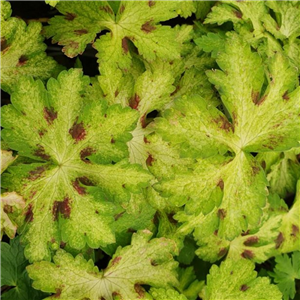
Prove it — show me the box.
[149,288,188,300]
[203,259,282,300]
[269,252,300,300]
[1,149,17,174]
[1,69,152,262]
[1,1,61,93]
[195,33,226,58]
[27,230,179,300]
[1,236,48,300]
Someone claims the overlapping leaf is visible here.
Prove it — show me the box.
[0,1,61,93]
[27,230,179,300]
[1,69,152,262]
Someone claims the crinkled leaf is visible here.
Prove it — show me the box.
[1,192,25,239]
[27,230,178,300]
[203,259,282,300]
[149,288,188,300]
[1,1,61,93]
[1,69,152,262]
[1,149,17,173]
[269,252,300,300]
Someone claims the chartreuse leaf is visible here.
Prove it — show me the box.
[152,33,300,244]
[149,288,188,300]
[269,252,300,300]
[45,1,194,67]
[27,230,179,300]
[1,236,48,300]
[1,69,152,262]
[202,259,282,300]
[1,149,17,173]
[0,1,61,93]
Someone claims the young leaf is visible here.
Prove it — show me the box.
[1,69,152,262]
[1,1,61,93]
[203,259,282,300]
[27,230,179,300]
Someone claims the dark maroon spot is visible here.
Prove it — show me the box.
[141,21,156,33]
[114,90,119,97]
[240,284,249,292]
[34,144,50,160]
[214,229,218,236]
[38,129,47,137]
[275,232,284,249]
[111,256,122,266]
[134,284,145,299]
[99,4,113,14]
[119,4,125,14]
[101,297,106,300]
[80,147,95,163]
[241,230,250,236]
[261,161,266,170]
[29,166,46,180]
[263,144,274,150]
[167,213,178,225]
[69,118,86,143]
[3,205,13,214]
[95,210,99,214]
[104,114,107,118]
[122,37,129,54]
[114,211,125,221]
[148,0,155,7]
[29,190,37,199]
[217,179,224,190]
[217,208,226,220]
[252,166,260,175]
[140,113,147,128]
[17,55,28,66]
[251,90,260,104]
[218,247,228,257]
[65,12,76,20]
[143,137,150,144]
[60,241,66,248]
[146,154,154,166]
[79,176,93,186]
[72,178,86,195]
[53,288,62,298]
[1,38,9,52]
[112,292,120,298]
[60,197,71,219]
[213,115,234,133]
[241,249,254,259]
[282,90,289,100]
[234,10,243,18]
[74,29,88,35]
[151,259,158,266]
[52,201,60,221]
[291,224,299,237]
[43,107,57,125]
[25,204,34,222]
[129,94,141,110]
[110,138,115,144]
[230,271,233,275]
[244,236,259,246]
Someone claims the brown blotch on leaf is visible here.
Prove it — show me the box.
[217,208,226,220]
[17,55,28,66]
[134,284,145,299]
[240,284,249,292]
[143,137,150,144]
[214,229,218,236]
[34,144,50,161]
[3,205,13,214]
[112,292,120,298]
[282,90,290,101]
[60,241,66,248]
[217,179,224,190]
[148,0,155,7]
[252,165,260,175]
[244,236,259,246]
[110,138,115,144]
[53,288,62,298]
[69,118,86,143]
[72,178,86,195]
[151,259,158,266]
[119,4,125,14]
[80,147,95,163]
[74,29,88,35]
[65,12,76,20]
[43,107,57,125]
[214,115,234,133]
[140,113,147,128]
[291,224,299,237]
[100,297,106,300]
[53,197,71,220]
[251,90,260,104]
[218,247,228,257]
[1,38,9,52]
[114,211,125,221]
[241,230,250,236]
[100,5,113,14]
[29,166,46,180]
[79,176,93,186]
[38,129,47,137]
[141,20,156,33]
[256,95,267,106]
[114,90,119,97]
[241,249,254,259]
[25,204,34,222]
[275,232,284,249]
[234,10,243,18]
[261,161,266,170]
[146,154,154,167]
[111,256,122,266]
[129,94,141,110]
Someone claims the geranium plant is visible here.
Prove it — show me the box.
[1,1,300,299]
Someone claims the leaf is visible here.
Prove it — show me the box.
[1,192,25,239]
[269,252,300,300]
[203,259,282,300]
[27,230,179,300]
[1,236,48,300]
[1,149,17,173]
[1,69,152,262]
[149,288,188,300]
[0,1,61,93]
